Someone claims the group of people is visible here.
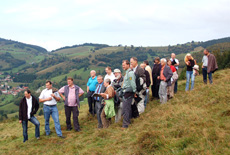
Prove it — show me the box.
[184,49,218,91]
[19,79,84,142]
[18,49,218,143]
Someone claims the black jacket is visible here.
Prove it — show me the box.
[144,70,151,87]
[135,65,146,82]
[19,95,39,121]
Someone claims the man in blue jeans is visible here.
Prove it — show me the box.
[39,81,65,138]
[19,89,40,143]
[202,53,211,84]
[202,49,218,84]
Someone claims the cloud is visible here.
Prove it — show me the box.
[0,0,229,50]
[73,0,103,5]
[4,5,59,21]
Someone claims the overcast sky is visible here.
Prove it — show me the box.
[0,0,229,51]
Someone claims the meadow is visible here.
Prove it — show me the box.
[0,69,229,155]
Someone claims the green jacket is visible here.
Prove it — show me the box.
[104,98,116,118]
[122,68,136,93]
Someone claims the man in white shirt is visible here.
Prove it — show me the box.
[104,66,115,82]
[39,81,65,138]
[202,49,216,84]
[19,90,40,143]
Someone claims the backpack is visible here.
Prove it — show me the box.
[135,73,146,93]
[114,92,121,107]
[172,72,178,80]
[135,74,143,92]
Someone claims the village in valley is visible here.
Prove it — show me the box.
[0,72,28,96]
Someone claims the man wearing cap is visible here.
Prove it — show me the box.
[111,69,124,123]
[121,60,136,128]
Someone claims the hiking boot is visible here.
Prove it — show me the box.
[66,128,72,131]
[75,129,81,132]
[59,136,66,139]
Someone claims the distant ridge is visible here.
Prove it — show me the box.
[0,37,47,53]
[51,43,110,52]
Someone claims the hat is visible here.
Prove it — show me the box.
[114,69,121,73]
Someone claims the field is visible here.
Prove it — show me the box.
[0,95,18,115]
[0,95,14,106]
[51,65,105,83]
[57,46,93,58]
[0,69,229,154]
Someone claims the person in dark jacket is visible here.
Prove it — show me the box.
[130,57,146,114]
[111,69,124,123]
[93,75,106,128]
[158,58,173,104]
[140,63,150,107]
[202,49,218,84]
[151,57,161,100]
[19,89,40,143]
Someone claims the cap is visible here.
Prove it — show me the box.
[114,69,121,73]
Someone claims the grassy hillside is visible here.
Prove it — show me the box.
[54,46,93,58]
[0,69,229,154]
[0,38,47,71]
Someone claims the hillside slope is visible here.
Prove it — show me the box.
[0,38,47,71]
[0,69,229,154]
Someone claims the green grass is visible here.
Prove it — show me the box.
[54,46,93,58]
[7,82,25,87]
[51,66,105,83]
[0,43,47,73]
[0,102,18,114]
[0,95,18,116]
[0,69,229,154]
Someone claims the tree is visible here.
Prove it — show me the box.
[124,45,127,50]
[131,45,134,50]
[74,74,77,79]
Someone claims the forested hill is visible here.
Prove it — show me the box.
[51,43,110,52]
[168,37,230,54]
[0,37,48,71]
[0,38,47,53]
